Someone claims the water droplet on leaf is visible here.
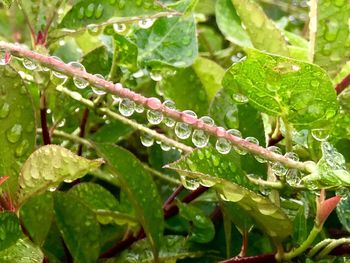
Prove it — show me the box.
[22,58,37,70]
[311,128,329,142]
[6,124,22,143]
[138,18,155,29]
[0,103,10,118]
[233,93,248,104]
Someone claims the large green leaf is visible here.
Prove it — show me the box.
[19,192,54,246]
[0,67,36,194]
[215,0,252,47]
[0,238,43,263]
[166,147,292,240]
[54,192,101,263]
[336,192,350,232]
[17,145,103,205]
[60,0,164,29]
[313,0,350,77]
[222,49,338,128]
[230,0,289,56]
[95,143,164,260]
[0,212,23,251]
[110,236,206,262]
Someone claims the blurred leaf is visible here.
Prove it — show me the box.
[95,143,164,260]
[81,46,112,76]
[110,236,205,262]
[0,212,23,251]
[54,192,101,263]
[223,49,339,128]
[0,238,44,263]
[198,25,224,53]
[91,120,134,143]
[292,206,308,245]
[1,0,13,8]
[222,202,254,234]
[0,67,36,195]
[230,0,289,56]
[19,192,54,246]
[336,193,350,232]
[17,145,103,205]
[60,0,164,29]
[178,203,215,243]
[215,0,252,47]
[313,0,350,77]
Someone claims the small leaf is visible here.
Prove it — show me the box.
[178,202,215,243]
[0,212,23,251]
[215,0,252,47]
[81,46,112,76]
[313,0,350,77]
[223,49,339,128]
[0,238,44,263]
[230,0,289,56]
[110,33,138,72]
[0,67,36,194]
[54,192,101,263]
[17,145,103,205]
[316,195,341,226]
[292,206,308,245]
[95,143,164,260]
[19,193,54,246]
[336,193,350,232]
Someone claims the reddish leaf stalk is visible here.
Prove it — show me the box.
[335,73,350,95]
[40,92,51,145]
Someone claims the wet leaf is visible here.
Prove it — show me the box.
[19,192,54,246]
[0,67,36,195]
[0,238,44,263]
[230,0,289,56]
[223,49,339,128]
[95,143,164,260]
[0,212,23,251]
[313,0,350,77]
[17,145,103,205]
[336,193,350,232]
[54,192,100,263]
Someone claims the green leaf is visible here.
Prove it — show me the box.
[94,143,164,260]
[111,33,139,71]
[0,212,23,251]
[215,0,252,47]
[60,0,164,29]
[313,0,350,77]
[19,192,54,245]
[110,236,205,262]
[230,0,289,56]
[81,46,112,76]
[17,145,103,205]
[0,238,44,263]
[178,202,215,243]
[91,120,134,143]
[223,49,339,128]
[69,182,137,226]
[1,0,13,8]
[302,142,350,189]
[292,206,308,245]
[132,14,198,67]
[222,202,254,234]
[0,67,36,194]
[166,147,292,240]
[54,192,101,263]
[336,193,350,232]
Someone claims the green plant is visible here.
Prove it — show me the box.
[0,0,350,262]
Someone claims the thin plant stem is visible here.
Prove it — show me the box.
[335,72,350,95]
[39,92,51,145]
[308,238,332,258]
[77,108,90,156]
[163,185,184,209]
[308,0,318,63]
[0,41,314,173]
[142,165,181,185]
[316,238,350,259]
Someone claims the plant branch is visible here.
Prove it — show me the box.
[335,73,350,95]
[162,185,184,209]
[77,108,90,156]
[308,0,318,63]
[0,41,314,173]
[39,92,51,145]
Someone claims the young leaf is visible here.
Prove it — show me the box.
[230,0,289,56]
[0,212,23,251]
[94,143,164,260]
[223,49,339,128]
[60,0,164,29]
[313,0,350,77]
[0,67,36,194]
[17,145,103,205]
[215,0,252,47]
[0,238,44,263]
[19,192,54,246]
[54,192,101,263]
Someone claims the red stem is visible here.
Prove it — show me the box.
[335,73,350,95]
[40,92,51,145]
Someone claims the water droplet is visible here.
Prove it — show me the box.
[6,124,22,143]
[68,62,89,89]
[94,3,104,19]
[310,80,319,88]
[138,18,155,29]
[232,93,248,104]
[192,129,209,148]
[0,103,10,118]
[119,98,135,117]
[113,23,127,33]
[0,49,11,65]
[87,24,101,36]
[180,175,200,190]
[132,69,145,78]
[48,187,56,192]
[140,133,154,147]
[15,140,29,157]
[175,122,192,139]
[259,185,270,196]
[215,138,231,154]
[220,188,244,202]
[199,116,214,127]
[22,58,37,70]
[85,3,95,18]
[311,128,329,142]
[147,110,163,125]
[258,203,278,215]
[224,109,239,128]
[150,71,162,81]
[51,56,67,79]
[160,142,171,151]
[284,152,299,161]
[135,104,144,113]
[267,146,282,155]
[245,136,259,146]
[64,179,73,183]
[163,100,176,127]
[286,169,302,186]
[271,162,288,177]
[324,20,339,42]
[91,74,107,95]
[181,110,197,124]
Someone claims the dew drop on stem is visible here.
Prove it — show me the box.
[160,142,171,151]
[22,58,37,70]
[140,133,154,147]
[68,61,89,89]
[192,129,209,148]
[138,18,155,29]
[147,110,163,125]
[175,122,192,139]
[113,23,127,33]
[91,74,107,95]
[119,98,135,117]
[51,56,68,79]
[163,100,176,127]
